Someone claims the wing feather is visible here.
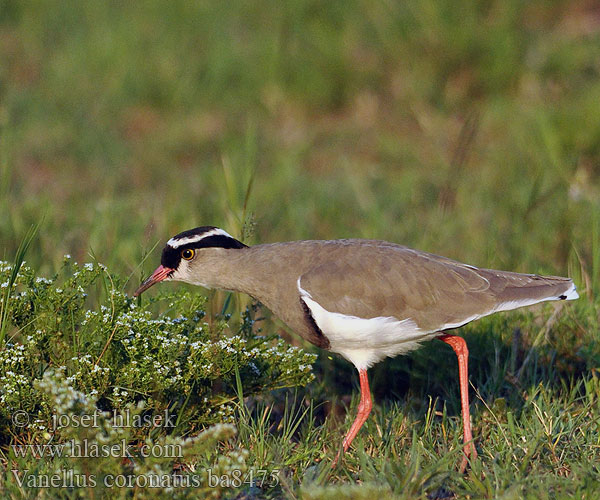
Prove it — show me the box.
[298,245,497,332]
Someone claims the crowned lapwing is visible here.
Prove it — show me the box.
[134,226,578,470]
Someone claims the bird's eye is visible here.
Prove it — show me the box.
[181,249,195,260]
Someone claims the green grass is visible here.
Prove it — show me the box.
[0,222,39,346]
[1,0,599,498]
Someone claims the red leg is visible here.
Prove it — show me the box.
[334,368,372,465]
[438,334,477,472]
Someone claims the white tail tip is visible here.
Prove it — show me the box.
[561,282,579,301]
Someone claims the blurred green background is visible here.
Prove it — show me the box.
[1,1,600,495]
[2,0,598,286]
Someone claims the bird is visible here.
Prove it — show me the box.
[134,226,579,470]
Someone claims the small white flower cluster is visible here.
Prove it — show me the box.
[110,306,196,391]
[111,386,129,405]
[190,335,249,359]
[69,262,107,281]
[0,342,27,367]
[0,341,41,407]
[215,403,236,423]
[35,368,94,416]
[69,354,111,390]
[30,418,48,432]
[193,422,237,442]
[0,370,30,404]
[186,332,317,388]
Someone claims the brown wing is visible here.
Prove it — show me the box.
[298,243,575,333]
[299,245,496,332]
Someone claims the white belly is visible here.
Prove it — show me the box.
[298,281,438,370]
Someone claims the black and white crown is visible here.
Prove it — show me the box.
[161,226,247,269]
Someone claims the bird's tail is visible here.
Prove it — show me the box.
[479,269,578,314]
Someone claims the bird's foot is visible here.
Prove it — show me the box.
[332,448,344,468]
[459,442,478,473]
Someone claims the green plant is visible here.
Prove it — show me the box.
[0,223,39,346]
[0,257,316,497]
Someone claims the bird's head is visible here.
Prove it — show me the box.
[133,226,247,296]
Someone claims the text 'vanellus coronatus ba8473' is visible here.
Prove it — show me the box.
[134,226,579,470]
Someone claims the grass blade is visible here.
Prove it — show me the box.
[0,222,40,346]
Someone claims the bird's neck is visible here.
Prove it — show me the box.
[188,246,282,301]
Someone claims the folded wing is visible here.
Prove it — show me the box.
[298,244,577,333]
